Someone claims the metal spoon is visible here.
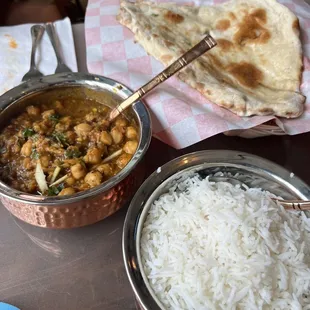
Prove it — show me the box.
[108,34,217,121]
[45,22,72,73]
[22,25,45,82]
[209,176,310,211]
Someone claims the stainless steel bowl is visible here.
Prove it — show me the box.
[0,72,152,228]
[123,150,310,310]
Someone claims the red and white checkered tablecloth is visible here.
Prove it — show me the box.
[85,0,310,149]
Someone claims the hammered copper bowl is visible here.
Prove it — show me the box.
[123,150,310,310]
[0,73,151,229]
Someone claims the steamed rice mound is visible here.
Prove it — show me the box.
[140,175,310,309]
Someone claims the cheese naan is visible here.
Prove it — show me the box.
[117,0,305,118]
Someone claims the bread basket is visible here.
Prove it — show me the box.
[224,122,286,138]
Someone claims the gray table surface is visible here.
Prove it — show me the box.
[0,23,136,310]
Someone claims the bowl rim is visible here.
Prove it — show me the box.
[122,150,310,310]
[0,72,152,205]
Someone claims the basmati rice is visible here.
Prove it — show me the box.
[140,175,310,309]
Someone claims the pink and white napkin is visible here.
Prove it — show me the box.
[0,18,77,96]
[85,0,310,149]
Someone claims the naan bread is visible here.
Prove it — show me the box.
[117,0,305,118]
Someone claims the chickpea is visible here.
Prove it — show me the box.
[21,140,32,157]
[115,117,128,127]
[84,171,102,188]
[116,153,132,169]
[33,122,41,133]
[85,112,96,122]
[88,131,101,144]
[84,148,102,165]
[100,119,110,129]
[55,116,72,132]
[23,157,32,170]
[33,121,49,134]
[123,140,138,155]
[60,116,72,124]
[64,158,79,165]
[97,144,107,155]
[58,187,75,196]
[71,163,87,180]
[126,126,138,139]
[26,105,40,116]
[22,120,32,128]
[55,123,66,132]
[7,137,15,146]
[25,180,37,193]
[66,177,76,186]
[74,123,92,136]
[54,100,64,111]
[42,109,56,120]
[96,163,112,176]
[40,155,50,168]
[110,127,123,144]
[100,131,113,145]
[45,146,64,157]
[66,131,77,144]
[79,183,90,191]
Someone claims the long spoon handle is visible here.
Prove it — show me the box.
[109,34,217,121]
[46,23,65,65]
[46,23,72,73]
[275,199,310,211]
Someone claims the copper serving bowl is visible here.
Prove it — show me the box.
[0,73,152,228]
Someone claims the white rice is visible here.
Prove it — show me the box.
[140,175,310,310]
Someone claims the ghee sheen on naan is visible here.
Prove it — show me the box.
[117,0,305,118]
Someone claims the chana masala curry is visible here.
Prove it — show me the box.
[0,97,139,196]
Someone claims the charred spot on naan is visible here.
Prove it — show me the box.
[229,12,236,20]
[157,25,175,42]
[164,40,174,48]
[196,83,205,92]
[207,54,224,69]
[292,18,300,33]
[195,83,212,96]
[159,25,170,32]
[216,19,230,31]
[234,9,270,46]
[220,101,235,109]
[160,54,173,64]
[164,11,184,23]
[227,62,263,88]
[258,108,274,114]
[251,8,267,24]
[217,39,233,52]
[285,111,300,118]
